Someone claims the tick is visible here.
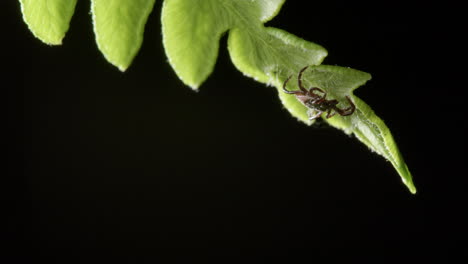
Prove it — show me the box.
[283,66,356,120]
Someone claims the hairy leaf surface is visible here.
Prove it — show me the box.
[161,0,287,88]
[91,0,156,71]
[19,0,77,45]
[327,97,416,193]
[18,0,416,193]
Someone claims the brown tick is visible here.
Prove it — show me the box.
[283,66,356,120]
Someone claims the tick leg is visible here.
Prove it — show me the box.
[282,75,298,94]
[326,109,336,118]
[333,96,356,116]
[297,66,310,93]
[344,96,356,112]
[308,87,326,99]
[308,109,323,120]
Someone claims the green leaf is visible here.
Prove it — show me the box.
[161,0,415,192]
[91,0,156,71]
[17,0,415,193]
[284,65,372,101]
[277,66,415,193]
[163,0,326,114]
[228,29,328,122]
[327,97,416,194]
[161,0,286,89]
[19,0,77,45]
[275,65,370,123]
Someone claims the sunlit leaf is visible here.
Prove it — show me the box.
[161,0,286,89]
[228,27,327,122]
[19,0,77,45]
[91,0,156,71]
[327,97,416,193]
[18,0,416,193]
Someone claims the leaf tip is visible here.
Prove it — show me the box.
[176,72,202,90]
[117,65,128,72]
[41,35,64,45]
[45,39,63,46]
[405,180,417,194]
[25,27,64,46]
[404,175,417,195]
[188,84,200,91]
[398,163,417,194]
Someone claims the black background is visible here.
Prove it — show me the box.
[2,0,467,262]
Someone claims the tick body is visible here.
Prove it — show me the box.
[283,66,356,120]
